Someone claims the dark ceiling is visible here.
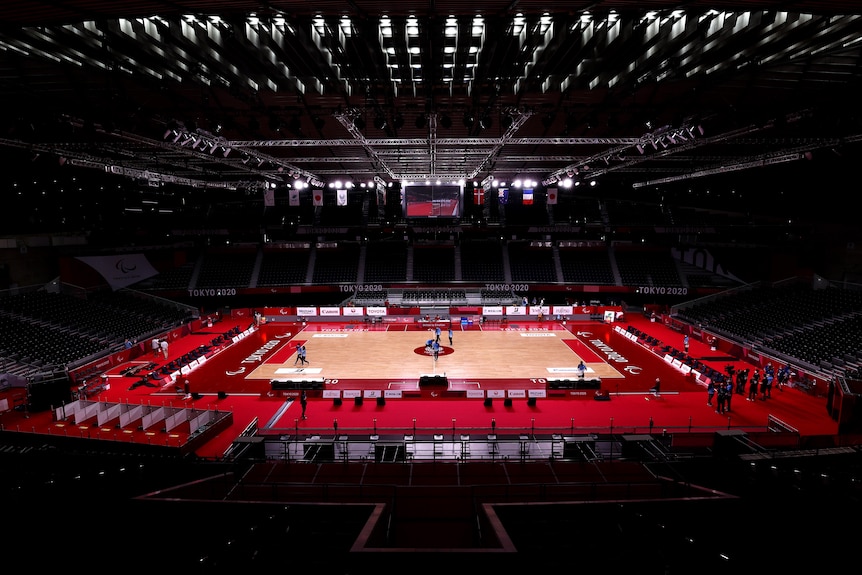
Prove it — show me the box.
[2,1,862,197]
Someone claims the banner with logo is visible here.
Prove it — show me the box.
[505,305,527,316]
[75,254,159,291]
[482,305,504,316]
[288,189,300,206]
[336,189,348,206]
[312,190,323,206]
[547,187,557,204]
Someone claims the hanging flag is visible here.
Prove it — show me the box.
[522,188,533,205]
[473,187,485,205]
[288,189,300,206]
[313,190,323,206]
[263,187,275,207]
[337,189,348,206]
[497,187,508,205]
[547,187,558,205]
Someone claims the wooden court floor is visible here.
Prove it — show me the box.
[245,322,626,385]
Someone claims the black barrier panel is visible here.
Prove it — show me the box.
[271,379,325,390]
[548,378,601,389]
[419,375,448,387]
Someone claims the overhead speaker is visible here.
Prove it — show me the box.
[503,398,513,407]
[333,397,342,406]
[376,396,386,406]
[354,396,363,406]
[191,392,202,400]
[527,397,537,407]
[484,397,492,407]
[217,391,227,399]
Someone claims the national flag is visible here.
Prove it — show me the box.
[547,187,558,205]
[313,191,323,206]
[473,187,485,205]
[263,187,275,207]
[522,188,533,205]
[288,189,300,206]
[337,189,348,206]
[497,187,508,205]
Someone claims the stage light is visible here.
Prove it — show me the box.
[440,114,452,129]
[463,111,474,128]
[373,115,387,130]
[479,114,492,130]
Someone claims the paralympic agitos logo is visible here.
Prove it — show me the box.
[115,258,137,273]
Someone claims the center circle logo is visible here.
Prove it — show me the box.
[413,345,455,357]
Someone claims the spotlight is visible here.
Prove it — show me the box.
[353,115,366,130]
[393,112,404,130]
[479,114,492,130]
[373,115,387,130]
[463,111,475,128]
